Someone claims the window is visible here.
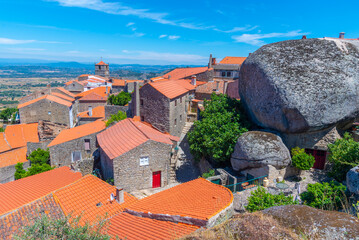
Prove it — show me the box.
[180,97,182,103]
[141,116,144,121]
[72,151,81,163]
[84,139,90,150]
[140,156,149,166]
[174,118,177,126]
[227,71,232,77]
[180,114,182,121]
[48,111,51,115]
[140,99,144,106]
[175,100,177,106]
[221,71,226,77]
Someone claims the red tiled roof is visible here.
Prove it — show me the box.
[48,120,106,147]
[65,80,87,86]
[96,61,108,66]
[108,212,199,240]
[56,87,76,98]
[79,92,107,102]
[51,92,75,102]
[76,86,110,99]
[219,56,246,65]
[0,133,11,153]
[162,67,208,80]
[18,94,72,109]
[53,175,137,224]
[78,106,105,119]
[97,118,177,159]
[0,147,27,168]
[0,167,82,215]
[148,81,189,99]
[4,123,39,150]
[195,81,226,95]
[126,178,233,221]
[112,79,125,87]
[175,79,207,91]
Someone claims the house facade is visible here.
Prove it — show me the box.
[64,80,85,94]
[209,54,246,81]
[97,118,179,192]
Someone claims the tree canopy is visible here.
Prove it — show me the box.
[108,92,131,106]
[291,147,315,171]
[188,93,252,164]
[0,108,17,123]
[106,111,127,127]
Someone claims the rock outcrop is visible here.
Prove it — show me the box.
[262,205,359,239]
[239,38,359,133]
[231,131,291,171]
[347,165,359,195]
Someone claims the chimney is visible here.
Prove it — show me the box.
[134,82,140,117]
[216,81,219,92]
[168,75,171,80]
[223,81,228,94]
[88,106,93,117]
[116,188,124,204]
[339,32,345,39]
[208,54,213,68]
[212,58,216,65]
[248,53,252,57]
[191,75,197,86]
[302,35,307,39]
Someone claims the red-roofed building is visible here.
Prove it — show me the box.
[97,118,179,192]
[77,105,105,125]
[64,80,85,94]
[95,60,110,78]
[48,121,106,172]
[209,54,246,81]
[76,86,110,112]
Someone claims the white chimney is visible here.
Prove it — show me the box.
[116,188,124,204]
[339,32,345,39]
[88,106,93,117]
[191,75,197,86]
[216,81,219,92]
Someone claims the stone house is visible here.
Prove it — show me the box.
[97,118,179,192]
[18,93,76,127]
[135,80,189,137]
[110,79,145,94]
[95,61,110,78]
[64,80,85,94]
[209,55,246,81]
[76,86,110,113]
[47,120,106,174]
[19,87,76,105]
[77,106,105,126]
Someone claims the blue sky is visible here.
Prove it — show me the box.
[0,0,358,65]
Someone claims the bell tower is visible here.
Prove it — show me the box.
[95,58,110,78]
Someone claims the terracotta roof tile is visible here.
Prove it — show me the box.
[76,86,110,99]
[18,94,72,109]
[195,81,226,95]
[148,81,189,99]
[0,166,82,215]
[4,123,39,150]
[79,92,107,101]
[51,92,75,102]
[162,67,208,80]
[53,175,137,224]
[0,147,27,168]
[97,118,177,159]
[48,120,106,147]
[0,133,11,152]
[78,106,105,119]
[126,178,233,221]
[175,79,207,91]
[0,194,64,239]
[108,212,199,240]
[56,87,76,98]
[96,61,108,66]
[219,56,246,65]
[112,79,125,87]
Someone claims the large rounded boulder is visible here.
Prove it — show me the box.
[239,38,359,133]
[347,165,359,195]
[231,131,291,171]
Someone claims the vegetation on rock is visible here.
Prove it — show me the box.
[300,181,347,211]
[108,92,131,106]
[327,132,359,181]
[201,169,215,179]
[291,147,315,171]
[246,187,298,212]
[106,110,127,127]
[188,93,251,163]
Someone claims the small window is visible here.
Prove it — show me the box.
[175,100,177,106]
[180,114,182,121]
[140,99,144,106]
[180,97,182,103]
[140,156,149,166]
[221,71,226,77]
[72,151,81,163]
[174,118,177,126]
[48,111,51,115]
[227,71,231,77]
[141,116,144,121]
[73,84,75,87]
[84,139,90,150]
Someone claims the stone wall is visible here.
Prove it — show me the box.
[38,120,68,141]
[18,88,52,104]
[64,81,84,94]
[49,131,101,167]
[99,147,114,180]
[0,161,30,184]
[140,84,170,133]
[27,141,51,155]
[112,86,125,94]
[78,100,107,113]
[72,157,94,175]
[110,140,172,192]
[126,81,144,93]
[169,93,188,137]
[19,98,71,126]
[105,105,130,119]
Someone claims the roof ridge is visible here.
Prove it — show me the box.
[2,132,11,149]
[52,173,89,194]
[128,119,151,141]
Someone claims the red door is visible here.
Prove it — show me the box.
[152,171,161,188]
[305,149,326,170]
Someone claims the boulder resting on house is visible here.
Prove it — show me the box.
[347,165,359,196]
[239,38,359,133]
[230,131,291,171]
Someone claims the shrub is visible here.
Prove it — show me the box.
[327,132,359,181]
[300,181,347,211]
[108,92,131,106]
[202,169,215,178]
[106,111,127,127]
[291,147,315,171]
[246,187,298,212]
[28,148,50,165]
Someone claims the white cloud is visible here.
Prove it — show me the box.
[215,25,258,33]
[232,30,309,46]
[5,47,45,51]
[168,35,180,40]
[159,34,167,38]
[0,38,36,45]
[126,22,135,27]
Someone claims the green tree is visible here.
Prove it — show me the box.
[15,214,111,240]
[28,148,50,165]
[106,111,127,127]
[0,108,17,123]
[291,147,315,171]
[300,181,347,211]
[108,92,131,106]
[188,93,251,163]
[327,132,359,181]
[246,187,298,212]
[14,162,26,180]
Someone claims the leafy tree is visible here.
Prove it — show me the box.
[14,162,26,180]
[108,92,131,106]
[188,93,252,163]
[14,214,111,240]
[246,187,298,212]
[0,108,17,123]
[300,181,347,211]
[28,148,50,165]
[327,132,359,181]
[106,111,127,127]
[291,147,315,171]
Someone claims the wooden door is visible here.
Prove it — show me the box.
[152,171,161,188]
[305,149,326,170]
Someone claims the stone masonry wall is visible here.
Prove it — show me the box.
[64,82,84,94]
[49,131,101,167]
[27,141,51,155]
[140,84,170,133]
[99,147,114,180]
[78,101,107,113]
[112,140,172,192]
[169,93,188,137]
[105,105,130,119]
[0,161,30,184]
[19,99,71,126]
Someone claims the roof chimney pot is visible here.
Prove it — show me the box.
[88,106,93,117]
[116,188,124,204]
[339,32,345,39]
[191,75,197,86]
